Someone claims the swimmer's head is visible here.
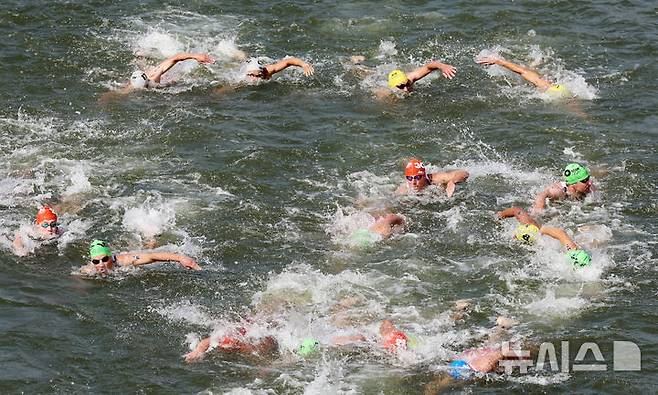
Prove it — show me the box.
[405,159,428,191]
[388,69,410,90]
[565,249,592,268]
[130,70,150,89]
[448,360,472,380]
[247,66,270,80]
[298,338,320,357]
[35,205,59,236]
[89,239,112,259]
[564,163,590,185]
[546,84,572,99]
[514,224,539,244]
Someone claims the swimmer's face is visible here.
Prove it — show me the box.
[573,176,593,194]
[395,80,413,93]
[406,174,428,191]
[37,220,58,237]
[247,67,270,81]
[90,255,113,275]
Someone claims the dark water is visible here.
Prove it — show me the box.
[1,1,656,393]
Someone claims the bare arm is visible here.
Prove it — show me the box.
[497,207,541,228]
[477,57,552,90]
[539,226,579,250]
[147,53,214,83]
[531,184,566,214]
[429,169,469,198]
[406,60,457,83]
[116,252,201,270]
[12,233,27,256]
[265,57,314,77]
[185,337,211,363]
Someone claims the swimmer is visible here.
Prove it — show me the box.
[386,60,457,94]
[397,158,469,198]
[184,330,278,363]
[246,57,314,80]
[497,207,592,268]
[78,239,201,276]
[379,319,410,352]
[531,163,594,214]
[102,52,214,99]
[476,55,572,99]
[12,205,63,256]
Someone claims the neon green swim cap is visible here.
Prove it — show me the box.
[563,163,590,185]
[514,224,539,244]
[349,228,379,248]
[565,249,591,268]
[298,338,320,357]
[546,84,572,99]
[89,239,112,258]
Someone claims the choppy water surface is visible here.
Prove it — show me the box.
[1,1,656,393]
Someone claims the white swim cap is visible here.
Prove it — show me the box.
[130,70,149,88]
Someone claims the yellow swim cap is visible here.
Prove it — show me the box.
[546,84,572,99]
[388,69,408,88]
[514,224,539,244]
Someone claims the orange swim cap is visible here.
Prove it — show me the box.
[405,159,426,177]
[382,330,408,351]
[36,205,57,223]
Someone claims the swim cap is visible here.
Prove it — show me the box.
[130,70,149,89]
[514,224,539,244]
[36,205,58,223]
[298,338,320,357]
[448,360,472,380]
[563,163,590,185]
[382,330,408,352]
[405,159,426,177]
[350,228,378,248]
[89,239,112,258]
[565,249,592,268]
[546,84,572,99]
[388,69,408,88]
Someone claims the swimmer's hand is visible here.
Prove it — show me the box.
[476,57,500,66]
[178,257,202,270]
[438,63,457,79]
[301,62,314,77]
[184,349,204,363]
[194,54,215,64]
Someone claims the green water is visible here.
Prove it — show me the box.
[1,1,656,393]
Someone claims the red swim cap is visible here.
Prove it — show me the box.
[36,205,57,223]
[405,159,425,177]
[382,330,408,351]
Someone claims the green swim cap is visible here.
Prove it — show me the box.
[563,163,590,185]
[89,239,112,258]
[298,338,320,357]
[514,224,540,244]
[565,249,591,268]
[349,228,378,248]
[546,84,572,99]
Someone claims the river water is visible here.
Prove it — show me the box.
[0,1,656,393]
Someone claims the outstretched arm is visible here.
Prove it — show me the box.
[116,252,201,270]
[497,207,541,228]
[406,60,457,83]
[265,57,314,77]
[477,57,552,90]
[539,226,578,250]
[185,337,211,363]
[147,53,214,83]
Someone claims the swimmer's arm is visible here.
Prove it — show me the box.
[116,252,201,270]
[476,57,552,90]
[265,57,314,77]
[531,185,564,214]
[12,233,27,256]
[539,226,579,249]
[395,182,409,194]
[184,337,211,363]
[444,170,469,198]
[497,207,541,228]
[406,61,457,82]
[147,53,214,83]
